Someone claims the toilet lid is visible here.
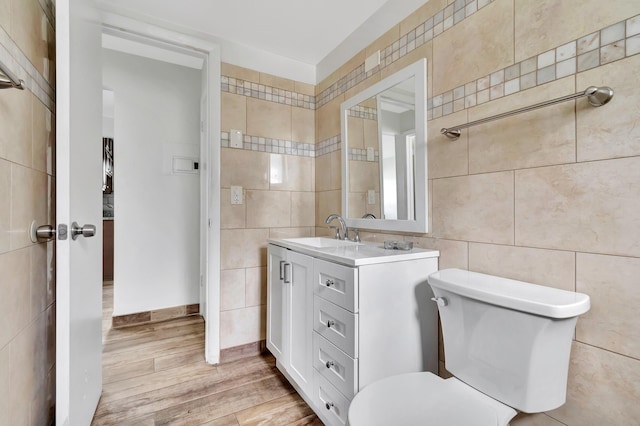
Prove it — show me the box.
[348,372,517,426]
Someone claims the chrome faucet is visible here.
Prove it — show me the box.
[325,214,349,240]
[362,213,376,219]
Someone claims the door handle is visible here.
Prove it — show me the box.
[71,222,96,240]
[283,263,291,284]
[279,260,286,280]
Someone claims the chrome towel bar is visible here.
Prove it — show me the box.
[441,86,614,140]
[0,58,25,90]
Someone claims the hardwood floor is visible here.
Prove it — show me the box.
[94,284,321,425]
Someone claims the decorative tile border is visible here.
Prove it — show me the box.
[348,105,377,120]
[317,0,496,108]
[0,26,54,111]
[429,14,640,120]
[316,135,341,157]
[221,76,316,110]
[221,132,316,157]
[348,148,379,162]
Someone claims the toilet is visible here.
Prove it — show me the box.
[348,268,590,426]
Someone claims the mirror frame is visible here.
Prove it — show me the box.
[340,59,428,233]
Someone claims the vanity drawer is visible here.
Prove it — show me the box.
[313,259,359,313]
[313,332,358,399]
[314,296,358,358]
[314,370,350,426]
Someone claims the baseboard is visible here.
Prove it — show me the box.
[220,340,267,363]
[112,303,200,328]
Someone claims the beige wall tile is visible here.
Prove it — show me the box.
[316,190,341,227]
[221,63,260,82]
[220,269,246,311]
[366,25,400,58]
[318,51,366,95]
[348,161,380,192]
[433,0,514,94]
[0,344,9,422]
[269,227,314,239]
[291,192,315,227]
[0,88,33,167]
[547,342,640,424]
[269,154,314,192]
[221,92,246,133]
[343,73,382,103]
[11,165,48,250]
[380,42,433,98]
[220,305,266,349]
[468,243,575,291]
[330,150,342,191]
[405,236,469,270]
[294,81,315,96]
[428,110,469,178]
[515,0,640,62]
[259,73,294,92]
[433,171,514,244]
[10,317,38,426]
[220,188,246,229]
[246,190,291,228]
[347,192,366,221]
[515,157,640,257]
[576,55,640,162]
[220,149,269,190]
[467,77,576,174]
[246,98,291,141]
[362,118,378,150]
[245,266,267,307]
[0,0,10,33]
[32,96,54,175]
[576,253,640,359]
[0,248,30,350]
[0,159,10,254]
[11,0,49,77]
[315,154,331,192]
[347,116,364,150]
[291,107,315,144]
[316,95,344,142]
[220,229,269,270]
[30,242,54,317]
[399,0,447,36]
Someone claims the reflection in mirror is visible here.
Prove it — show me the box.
[341,59,427,233]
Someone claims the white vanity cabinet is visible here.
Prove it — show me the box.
[267,239,439,426]
[267,245,314,396]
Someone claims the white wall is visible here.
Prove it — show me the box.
[103,49,201,315]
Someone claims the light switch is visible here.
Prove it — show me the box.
[230,129,243,149]
[368,190,376,205]
[367,147,375,162]
[231,186,243,205]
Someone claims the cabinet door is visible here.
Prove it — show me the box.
[267,245,287,360]
[287,250,314,394]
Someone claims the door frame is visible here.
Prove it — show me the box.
[101,13,222,363]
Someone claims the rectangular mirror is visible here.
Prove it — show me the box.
[341,59,427,233]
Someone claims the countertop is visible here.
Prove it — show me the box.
[268,237,439,267]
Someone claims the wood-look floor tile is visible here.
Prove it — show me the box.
[199,414,240,426]
[155,345,204,372]
[154,374,295,425]
[103,358,155,385]
[234,392,315,425]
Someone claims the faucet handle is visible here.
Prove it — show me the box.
[328,226,340,240]
[352,228,360,243]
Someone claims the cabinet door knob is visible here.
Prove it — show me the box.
[325,360,334,369]
[325,279,334,287]
[327,320,335,328]
[325,402,334,410]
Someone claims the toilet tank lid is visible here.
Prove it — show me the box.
[428,269,590,319]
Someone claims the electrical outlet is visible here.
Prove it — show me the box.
[367,147,375,162]
[230,129,243,149]
[231,186,243,205]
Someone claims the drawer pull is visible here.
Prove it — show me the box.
[325,279,335,287]
[325,401,335,410]
[327,320,336,328]
[325,360,334,369]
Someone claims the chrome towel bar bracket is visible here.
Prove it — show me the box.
[441,86,614,140]
[0,58,25,90]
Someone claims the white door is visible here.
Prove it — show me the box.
[56,0,103,424]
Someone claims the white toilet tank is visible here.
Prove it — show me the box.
[428,269,590,413]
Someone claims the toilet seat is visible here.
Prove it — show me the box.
[347,372,517,426]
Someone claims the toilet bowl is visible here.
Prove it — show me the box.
[347,268,590,426]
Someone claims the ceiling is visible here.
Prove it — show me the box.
[99,0,428,83]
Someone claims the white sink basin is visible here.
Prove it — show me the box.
[282,237,360,248]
